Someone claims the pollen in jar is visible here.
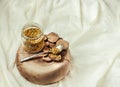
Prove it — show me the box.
[22,26,44,53]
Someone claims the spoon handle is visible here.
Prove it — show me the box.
[20,52,49,63]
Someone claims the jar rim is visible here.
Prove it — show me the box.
[21,22,43,40]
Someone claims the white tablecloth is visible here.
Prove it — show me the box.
[0,0,120,87]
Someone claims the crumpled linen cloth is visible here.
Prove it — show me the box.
[0,0,120,87]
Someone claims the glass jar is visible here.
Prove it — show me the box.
[21,22,45,53]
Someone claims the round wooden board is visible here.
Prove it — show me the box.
[16,46,71,85]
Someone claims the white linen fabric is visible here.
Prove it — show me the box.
[0,0,120,87]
